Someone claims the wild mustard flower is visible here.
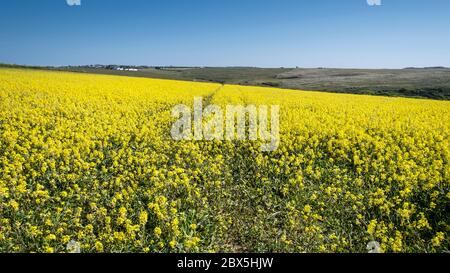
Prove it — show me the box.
[431,232,445,247]
[139,211,148,226]
[154,227,162,238]
[95,241,104,252]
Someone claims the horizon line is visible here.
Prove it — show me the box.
[1,62,449,70]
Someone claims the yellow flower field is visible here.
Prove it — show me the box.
[0,68,449,253]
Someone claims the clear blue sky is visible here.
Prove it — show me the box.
[1,0,449,68]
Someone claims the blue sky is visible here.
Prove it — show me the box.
[0,0,449,68]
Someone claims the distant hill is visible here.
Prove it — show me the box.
[404,66,449,70]
[1,63,450,100]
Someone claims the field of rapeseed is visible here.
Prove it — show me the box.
[0,68,449,253]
